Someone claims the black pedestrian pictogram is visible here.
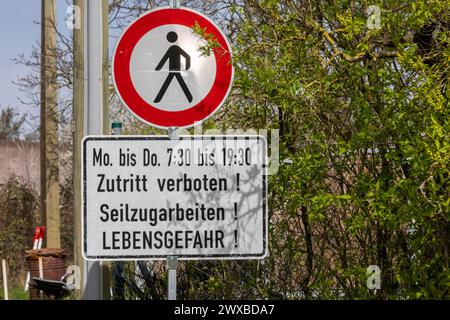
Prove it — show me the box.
[154,31,193,103]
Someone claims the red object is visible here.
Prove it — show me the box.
[39,226,46,240]
[38,226,46,248]
[33,227,41,244]
[112,7,233,129]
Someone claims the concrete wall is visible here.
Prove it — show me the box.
[0,141,40,191]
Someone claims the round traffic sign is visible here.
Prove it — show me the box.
[112,7,234,129]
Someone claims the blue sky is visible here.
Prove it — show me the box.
[0,0,71,125]
[0,1,40,112]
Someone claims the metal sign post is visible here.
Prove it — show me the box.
[169,0,181,8]
[83,0,104,300]
[166,0,179,295]
[167,256,178,300]
[164,0,179,279]
[167,125,179,300]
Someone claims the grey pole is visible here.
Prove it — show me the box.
[168,127,180,140]
[83,0,104,300]
[167,256,178,300]
[167,5,180,301]
[110,122,125,300]
[169,0,181,8]
[167,125,179,300]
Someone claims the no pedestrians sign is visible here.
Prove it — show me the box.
[112,7,234,129]
[82,136,267,260]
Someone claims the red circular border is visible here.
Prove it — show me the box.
[113,8,233,128]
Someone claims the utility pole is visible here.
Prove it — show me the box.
[78,0,110,300]
[73,0,84,299]
[101,0,111,300]
[40,0,60,248]
[102,0,110,136]
[73,0,110,300]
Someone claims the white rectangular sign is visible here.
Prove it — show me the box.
[82,136,267,260]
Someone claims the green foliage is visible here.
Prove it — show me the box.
[0,286,29,300]
[0,176,74,292]
[191,0,449,299]
[0,178,38,284]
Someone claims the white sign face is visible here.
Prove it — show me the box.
[130,25,217,112]
[82,136,267,260]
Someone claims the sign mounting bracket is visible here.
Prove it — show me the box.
[169,0,181,8]
[167,256,178,300]
[168,127,180,140]
[167,126,179,300]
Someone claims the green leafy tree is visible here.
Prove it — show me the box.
[207,0,449,299]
